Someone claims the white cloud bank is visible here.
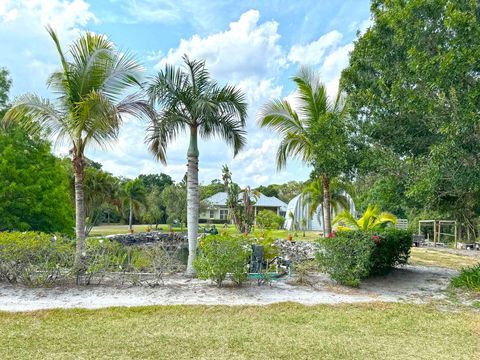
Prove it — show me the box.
[3,5,359,187]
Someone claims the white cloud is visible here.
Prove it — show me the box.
[156,9,286,82]
[288,30,342,65]
[287,31,354,97]
[1,0,97,96]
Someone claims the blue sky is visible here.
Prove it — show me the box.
[0,0,371,186]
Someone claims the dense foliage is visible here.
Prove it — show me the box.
[0,127,74,234]
[193,235,251,287]
[317,229,412,286]
[0,232,74,286]
[342,0,480,237]
[256,210,285,230]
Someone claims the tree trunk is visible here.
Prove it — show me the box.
[128,201,133,231]
[73,156,86,270]
[186,127,199,276]
[322,175,332,236]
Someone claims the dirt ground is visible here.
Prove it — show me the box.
[0,265,460,312]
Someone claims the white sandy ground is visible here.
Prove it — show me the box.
[0,265,458,312]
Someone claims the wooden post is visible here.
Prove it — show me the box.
[454,221,457,249]
[433,220,437,246]
[418,221,421,236]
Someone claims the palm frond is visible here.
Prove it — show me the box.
[3,94,68,138]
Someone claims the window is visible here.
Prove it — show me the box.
[220,209,228,220]
[209,210,215,219]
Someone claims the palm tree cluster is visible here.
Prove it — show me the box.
[3,30,247,274]
[2,27,374,276]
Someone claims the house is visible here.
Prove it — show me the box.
[199,191,287,224]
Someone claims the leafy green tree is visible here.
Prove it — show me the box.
[256,210,284,231]
[138,173,173,193]
[342,0,480,237]
[200,179,225,200]
[0,67,11,119]
[277,181,305,203]
[146,56,247,274]
[144,186,166,228]
[0,127,74,234]
[161,183,188,229]
[259,67,351,236]
[3,29,148,268]
[255,184,280,198]
[124,179,146,231]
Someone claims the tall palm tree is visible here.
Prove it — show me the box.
[146,55,247,275]
[258,67,347,236]
[333,204,397,231]
[3,28,148,268]
[302,177,355,234]
[123,179,146,231]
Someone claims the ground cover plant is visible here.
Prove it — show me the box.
[451,264,480,291]
[0,303,479,360]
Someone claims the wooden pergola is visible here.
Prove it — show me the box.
[418,220,457,247]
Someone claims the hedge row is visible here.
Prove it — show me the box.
[0,232,181,286]
[316,229,412,286]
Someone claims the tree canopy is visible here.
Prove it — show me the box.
[0,127,74,234]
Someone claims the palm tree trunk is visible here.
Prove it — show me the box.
[73,156,86,270]
[322,175,332,236]
[128,201,133,231]
[186,127,199,275]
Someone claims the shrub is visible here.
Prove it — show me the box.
[451,264,480,291]
[317,231,374,287]
[193,235,251,287]
[316,229,412,286]
[256,210,285,230]
[81,239,128,285]
[370,229,412,275]
[0,232,74,286]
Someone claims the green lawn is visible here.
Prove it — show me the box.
[0,303,478,359]
[410,248,480,270]
[89,223,322,241]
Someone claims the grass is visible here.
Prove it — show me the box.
[89,223,322,241]
[410,248,480,270]
[0,303,478,360]
[451,264,480,291]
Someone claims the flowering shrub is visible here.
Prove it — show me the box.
[316,229,412,286]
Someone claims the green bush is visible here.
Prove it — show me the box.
[317,231,375,287]
[316,229,412,286]
[451,264,480,291]
[193,235,251,287]
[0,231,74,286]
[370,229,412,275]
[256,210,285,230]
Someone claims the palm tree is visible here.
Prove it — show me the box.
[123,179,146,231]
[3,28,148,268]
[302,177,355,234]
[333,204,397,231]
[146,56,247,275]
[258,67,347,236]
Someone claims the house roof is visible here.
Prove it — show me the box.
[204,191,287,211]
